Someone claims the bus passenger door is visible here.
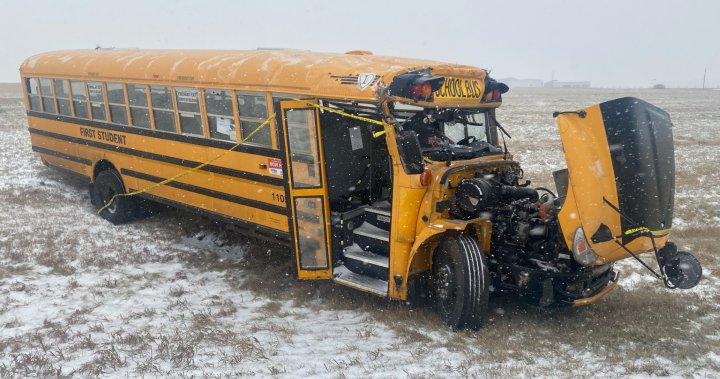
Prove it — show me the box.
[280,100,332,279]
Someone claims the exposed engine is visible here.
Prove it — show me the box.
[446,169,609,306]
[450,170,566,265]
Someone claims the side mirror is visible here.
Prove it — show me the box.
[663,251,702,289]
[658,242,702,289]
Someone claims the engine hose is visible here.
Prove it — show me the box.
[501,185,539,202]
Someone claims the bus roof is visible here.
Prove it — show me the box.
[20,49,489,103]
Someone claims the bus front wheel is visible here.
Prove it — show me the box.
[91,170,134,225]
[430,235,490,330]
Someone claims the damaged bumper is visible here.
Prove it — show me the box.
[507,263,619,308]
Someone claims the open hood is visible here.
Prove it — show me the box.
[555,97,675,263]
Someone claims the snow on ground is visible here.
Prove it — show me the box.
[1,85,719,377]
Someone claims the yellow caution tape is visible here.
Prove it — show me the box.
[97,113,276,215]
[623,226,671,237]
[97,99,391,215]
[624,226,650,235]
[295,99,390,138]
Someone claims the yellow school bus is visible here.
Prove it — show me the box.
[20,49,701,329]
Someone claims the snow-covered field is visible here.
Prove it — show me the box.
[1,84,718,378]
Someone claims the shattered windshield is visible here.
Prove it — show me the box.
[443,113,487,144]
[392,104,501,161]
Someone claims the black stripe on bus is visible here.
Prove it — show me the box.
[121,169,287,216]
[28,128,285,187]
[28,110,283,159]
[32,145,92,165]
[130,189,290,243]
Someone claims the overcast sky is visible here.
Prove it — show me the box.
[2,0,719,88]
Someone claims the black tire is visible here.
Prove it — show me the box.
[91,170,135,225]
[430,235,490,330]
[134,198,164,219]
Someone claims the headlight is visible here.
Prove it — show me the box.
[572,227,598,266]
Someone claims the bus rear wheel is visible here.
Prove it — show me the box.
[430,235,490,330]
[91,170,134,225]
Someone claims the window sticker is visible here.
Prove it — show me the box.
[216,117,233,135]
[176,89,198,104]
[268,158,283,176]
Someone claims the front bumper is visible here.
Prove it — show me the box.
[506,263,619,307]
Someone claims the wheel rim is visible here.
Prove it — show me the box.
[100,184,118,214]
[433,261,457,315]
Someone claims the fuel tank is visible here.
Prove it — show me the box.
[555,97,674,264]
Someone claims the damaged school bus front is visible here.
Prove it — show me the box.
[391,88,702,329]
[555,97,702,287]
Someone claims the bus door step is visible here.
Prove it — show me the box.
[352,222,389,256]
[363,206,391,230]
[333,265,388,297]
[343,243,389,280]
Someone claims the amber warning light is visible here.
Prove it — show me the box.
[387,72,445,102]
[482,79,509,103]
[411,82,433,100]
[420,168,433,186]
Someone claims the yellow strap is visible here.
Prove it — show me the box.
[97,113,276,215]
[623,226,671,237]
[295,99,391,138]
[624,226,650,235]
[97,98,390,215]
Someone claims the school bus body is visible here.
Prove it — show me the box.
[20,49,487,105]
[21,48,700,330]
[20,51,489,229]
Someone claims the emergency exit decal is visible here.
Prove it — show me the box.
[268,158,283,176]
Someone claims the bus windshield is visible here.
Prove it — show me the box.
[442,112,488,145]
[392,105,501,161]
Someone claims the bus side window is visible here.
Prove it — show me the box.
[39,78,56,114]
[70,80,89,119]
[150,85,176,133]
[237,92,271,147]
[175,87,204,136]
[205,89,235,142]
[106,83,128,125]
[54,79,72,116]
[87,82,106,121]
[26,78,40,111]
[127,84,150,129]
